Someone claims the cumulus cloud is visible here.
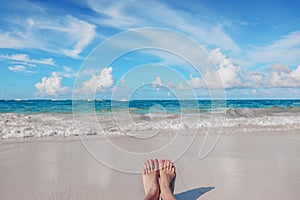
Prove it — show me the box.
[81,67,114,93]
[184,49,300,89]
[268,64,300,87]
[246,64,300,88]
[187,75,204,88]
[183,48,245,89]
[251,72,265,83]
[151,76,163,88]
[35,72,69,96]
[210,48,245,88]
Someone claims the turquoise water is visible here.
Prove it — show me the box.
[0,99,300,114]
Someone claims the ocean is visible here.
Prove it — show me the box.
[1,99,300,138]
[1,99,300,114]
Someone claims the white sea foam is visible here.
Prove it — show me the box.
[1,107,300,138]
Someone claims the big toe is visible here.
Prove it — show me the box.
[159,159,164,170]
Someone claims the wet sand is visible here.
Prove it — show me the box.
[0,130,300,200]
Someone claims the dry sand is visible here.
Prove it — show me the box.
[0,130,300,200]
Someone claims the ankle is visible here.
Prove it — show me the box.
[160,190,176,200]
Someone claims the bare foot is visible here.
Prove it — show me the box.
[142,159,160,200]
[159,159,176,200]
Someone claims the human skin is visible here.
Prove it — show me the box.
[159,159,176,200]
[142,159,176,200]
[142,159,160,200]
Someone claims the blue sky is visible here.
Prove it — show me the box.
[0,0,300,99]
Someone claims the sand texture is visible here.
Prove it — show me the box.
[1,131,300,200]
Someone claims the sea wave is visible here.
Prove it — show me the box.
[226,107,300,118]
[1,107,300,139]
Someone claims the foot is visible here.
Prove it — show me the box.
[142,159,160,200]
[159,159,176,200]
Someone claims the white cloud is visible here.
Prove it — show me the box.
[151,76,163,88]
[251,72,265,83]
[195,49,300,89]
[88,0,140,29]
[246,64,300,88]
[210,48,245,88]
[241,31,300,68]
[60,16,97,58]
[235,20,249,26]
[0,32,30,49]
[8,65,34,74]
[182,48,300,89]
[88,0,240,53]
[8,65,26,73]
[0,15,97,58]
[82,67,114,93]
[57,66,77,78]
[183,48,245,89]
[187,75,204,88]
[35,72,69,96]
[1,54,55,66]
[268,64,300,87]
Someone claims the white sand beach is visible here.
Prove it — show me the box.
[1,0,300,199]
[1,130,300,200]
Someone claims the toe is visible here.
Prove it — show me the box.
[166,160,171,170]
[150,159,155,171]
[159,159,164,170]
[154,159,159,171]
[163,159,168,169]
[143,163,147,174]
[146,160,151,172]
[171,161,175,169]
[172,165,176,174]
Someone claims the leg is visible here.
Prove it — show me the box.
[142,159,160,200]
[159,159,176,200]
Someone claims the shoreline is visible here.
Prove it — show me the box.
[1,111,300,139]
[1,128,300,143]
